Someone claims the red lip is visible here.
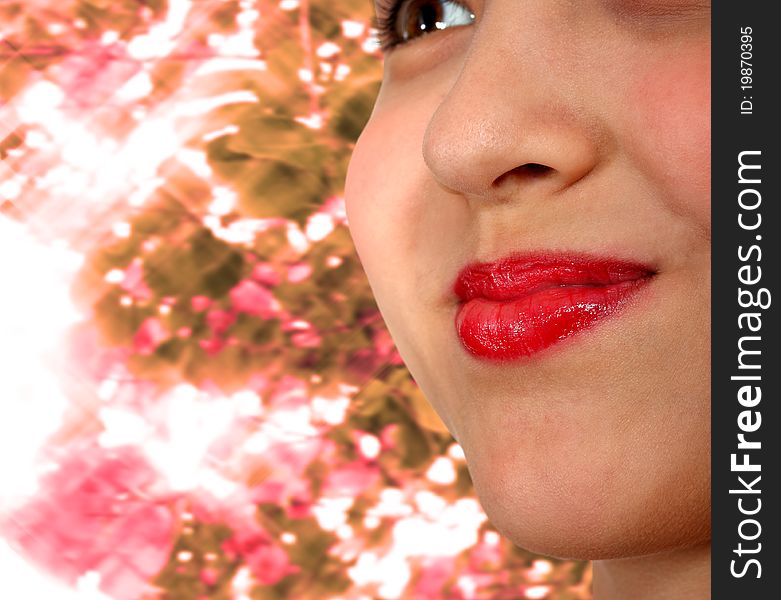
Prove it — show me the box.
[454,254,655,361]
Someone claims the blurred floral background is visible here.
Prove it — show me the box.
[0,1,591,598]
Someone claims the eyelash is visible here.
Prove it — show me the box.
[374,0,406,51]
[373,0,475,52]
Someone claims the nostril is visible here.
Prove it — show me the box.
[492,163,554,187]
[519,163,553,175]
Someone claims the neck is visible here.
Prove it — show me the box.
[592,543,711,600]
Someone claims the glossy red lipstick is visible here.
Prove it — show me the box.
[454,255,654,360]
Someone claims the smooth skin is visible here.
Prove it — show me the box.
[345,1,711,597]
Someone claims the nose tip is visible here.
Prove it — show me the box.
[422,109,601,200]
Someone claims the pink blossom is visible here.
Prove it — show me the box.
[287,499,312,520]
[372,327,404,364]
[287,262,313,283]
[281,319,310,332]
[222,529,298,584]
[281,320,323,348]
[120,258,153,301]
[380,424,400,449]
[187,488,263,534]
[262,436,325,479]
[268,376,309,411]
[206,309,236,334]
[372,327,395,356]
[412,557,456,599]
[1,442,175,600]
[133,317,169,355]
[205,432,240,463]
[54,40,144,116]
[291,328,322,348]
[230,280,281,318]
[246,544,297,585]
[191,295,212,312]
[320,195,347,223]
[246,373,270,394]
[469,537,503,569]
[322,461,381,498]
[251,478,313,519]
[199,336,226,355]
[200,567,219,586]
[346,348,379,381]
[65,323,129,382]
[142,239,160,253]
[252,262,281,286]
[221,528,271,562]
[251,480,287,505]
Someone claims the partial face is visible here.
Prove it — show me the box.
[345,0,710,559]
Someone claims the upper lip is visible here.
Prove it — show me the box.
[453,253,656,302]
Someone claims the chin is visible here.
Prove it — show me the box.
[462,437,712,561]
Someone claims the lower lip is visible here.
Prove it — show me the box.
[455,279,650,361]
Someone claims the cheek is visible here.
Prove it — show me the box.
[628,49,711,226]
[344,100,435,343]
[345,117,411,266]
[344,91,442,272]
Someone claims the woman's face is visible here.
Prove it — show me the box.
[345,0,710,559]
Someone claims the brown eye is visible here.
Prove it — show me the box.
[395,0,475,43]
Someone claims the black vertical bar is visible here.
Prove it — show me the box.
[712,2,779,598]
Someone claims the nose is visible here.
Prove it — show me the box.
[421,10,604,201]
